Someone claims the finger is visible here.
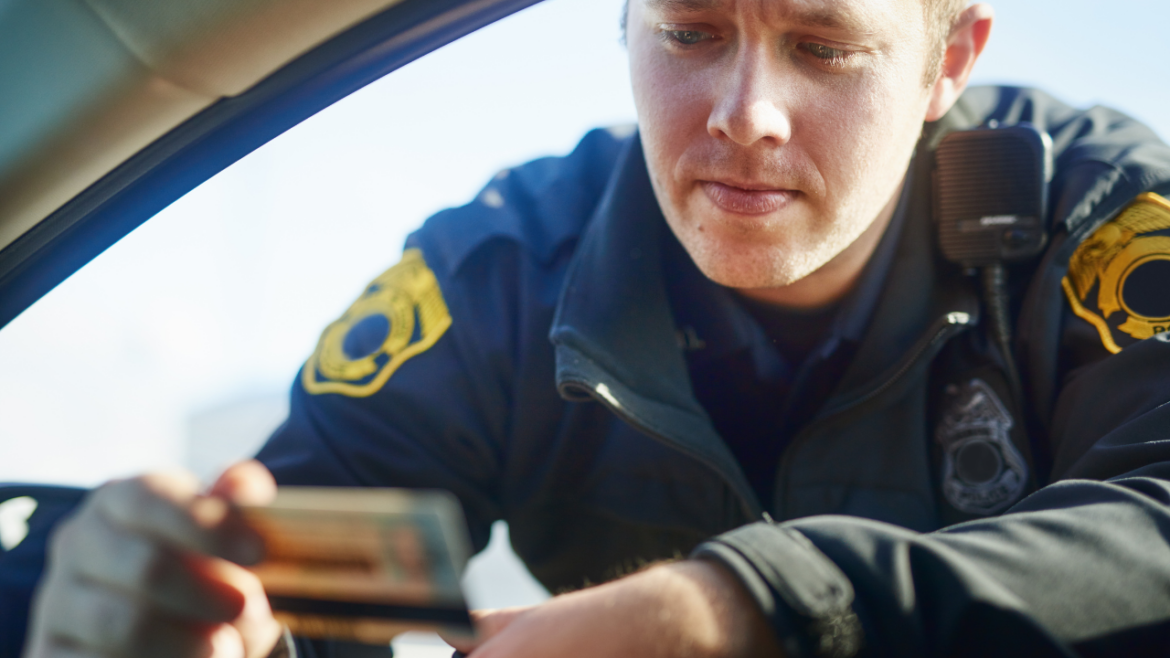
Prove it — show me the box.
[209,461,277,506]
[88,474,263,565]
[58,510,244,623]
[208,624,247,658]
[56,535,280,657]
[201,557,284,658]
[40,577,216,658]
[205,461,275,567]
[442,607,534,654]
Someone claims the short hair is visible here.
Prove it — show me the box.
[620,0,969,87]
[923,0,969,85]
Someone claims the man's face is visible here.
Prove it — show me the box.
[629,0,939,291]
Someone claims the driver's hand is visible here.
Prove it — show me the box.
[22,460,284,658]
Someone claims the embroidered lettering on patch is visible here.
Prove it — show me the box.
[303,248,451,397]
[1063,192,1170,353]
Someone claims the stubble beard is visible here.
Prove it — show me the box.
[665,201,870,291]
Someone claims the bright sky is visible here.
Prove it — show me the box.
[0,0,1167,485]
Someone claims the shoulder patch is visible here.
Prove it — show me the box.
[1063,192,1170,354]
[303,248,451,397]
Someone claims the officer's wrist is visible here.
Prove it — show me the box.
[654,560,785,658]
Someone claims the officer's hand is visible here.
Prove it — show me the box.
[23,461,284,658]
[445,560,782,658]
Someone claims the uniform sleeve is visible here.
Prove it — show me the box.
[253,241,508,652]
[253,128,626,556]
[698,337,1170,657]
[254,243,514,556]
[693,91,1170,657]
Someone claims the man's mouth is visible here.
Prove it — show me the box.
[699,180,797,216]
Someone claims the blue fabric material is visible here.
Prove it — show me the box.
[343,315,391,360]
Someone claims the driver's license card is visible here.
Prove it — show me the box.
[240,487,474,645]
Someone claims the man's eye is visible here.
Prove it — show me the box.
[666,30,713,46]
[802,43,851,64]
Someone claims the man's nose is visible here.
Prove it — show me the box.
[707,49,792,147]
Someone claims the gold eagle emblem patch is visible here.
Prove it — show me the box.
[303,248,451,397]
[1063,192,1170,353]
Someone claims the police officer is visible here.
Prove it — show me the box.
[21,0,1170,656]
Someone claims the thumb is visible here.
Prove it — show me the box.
[209,460,277,506]
[442,606,535,654]
[206,461,276,567]
[208,461,285,657]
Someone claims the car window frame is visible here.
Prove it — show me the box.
[0,0,542,331]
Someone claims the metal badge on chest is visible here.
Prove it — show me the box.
[936,379,1028,515]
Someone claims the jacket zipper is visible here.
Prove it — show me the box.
[561,380,763,522]
[773,310,976,516]
[564,311,974,526]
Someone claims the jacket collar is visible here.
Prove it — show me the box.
[548,135,763,519]
[548,131,979,518]
[823,128,980,413]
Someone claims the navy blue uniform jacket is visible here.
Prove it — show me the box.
[256,87,1170,656]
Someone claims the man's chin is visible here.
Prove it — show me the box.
[664,206,829,289]
[684,245,816,291]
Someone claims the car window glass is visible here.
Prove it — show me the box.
[0,0,633,488]
[0,1,633,633]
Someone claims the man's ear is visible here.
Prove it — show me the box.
[925,4,994,122]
